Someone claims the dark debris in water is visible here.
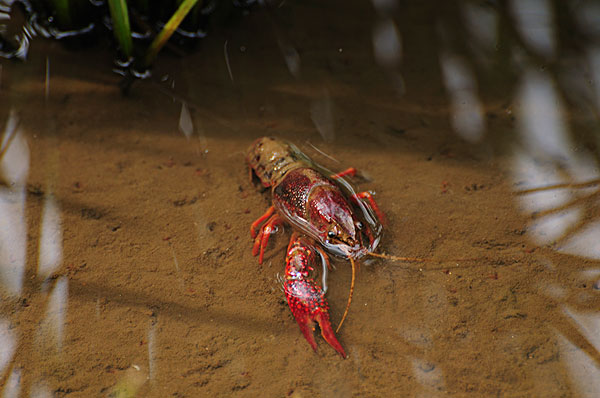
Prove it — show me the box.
[81,207,103,220]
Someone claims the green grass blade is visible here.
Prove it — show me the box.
[107,0,133,59]
[143,0,200,67]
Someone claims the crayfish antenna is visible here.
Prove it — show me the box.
[336,256,356,334]
[367,252,481,265]
[367,252,429,262]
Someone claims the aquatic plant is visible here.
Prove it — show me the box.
[0,0,256,84]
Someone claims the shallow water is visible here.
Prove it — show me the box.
[2,1,600,397]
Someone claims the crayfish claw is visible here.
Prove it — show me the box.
[294,312,319,353]
[285,234,347,358]
[315,312,347,358]
[290,306,346,359]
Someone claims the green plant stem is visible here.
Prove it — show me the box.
[143,0,199,67]
[107,0,133,58]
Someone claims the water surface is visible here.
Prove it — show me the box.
[2,1,600,397]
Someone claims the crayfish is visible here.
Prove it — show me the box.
[246,136,393,358]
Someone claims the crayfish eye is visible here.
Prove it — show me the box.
[356,221,364,230]
[327,231,336,239]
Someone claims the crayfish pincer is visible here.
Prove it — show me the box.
[284,232,346,358]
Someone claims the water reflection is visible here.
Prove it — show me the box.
[4,367,21,398]
[37,276,68,350]
[506,15,600,398]
[178,102,194,140]
[1,108,67,396]
[559,308,600,397]
[371,1,404,95]
[0,109,27,296]
[310,89,335,143]
[38,195,62,280]
[29,383,51,398]
[439,53,485,142]
[510,0,556,58]
[462,1,497,53]
[0,319,15,378]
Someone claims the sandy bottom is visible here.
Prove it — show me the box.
[1,1,599,397]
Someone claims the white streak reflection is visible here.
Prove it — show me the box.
[38,194,62,280]
[371,18,405,94]
[30,383,52,398]
[170,245,184,291]
[38,277,68,351]
[0,319,15,376]
[1,109,29,185]
[2,367,21,398]
[372,19,402,69]
[0,189,26,296]
[516,70,568,159]
[277,39,300,78]
[462,2,498,51]
[440,53,485,142]
[310,89,335,143]
[528,208,581,246]
[558,307,600,397]
[0,110,28,296]
[510,0,555,58]
[178,102,194,140]
[223,40,234,84]
[559,222,600,260]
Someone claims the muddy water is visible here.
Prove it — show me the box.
[2,1,600,397]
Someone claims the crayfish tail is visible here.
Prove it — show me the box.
[316,312,347,359]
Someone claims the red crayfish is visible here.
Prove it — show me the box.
[246,136,389,357]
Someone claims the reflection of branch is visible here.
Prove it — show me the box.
[529,189,599,220]
[515,179,600,195]
[518,184,600,248]
[555,201,600,249]
[553,309,600,369]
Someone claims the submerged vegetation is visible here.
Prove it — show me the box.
[0,0,256,88]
